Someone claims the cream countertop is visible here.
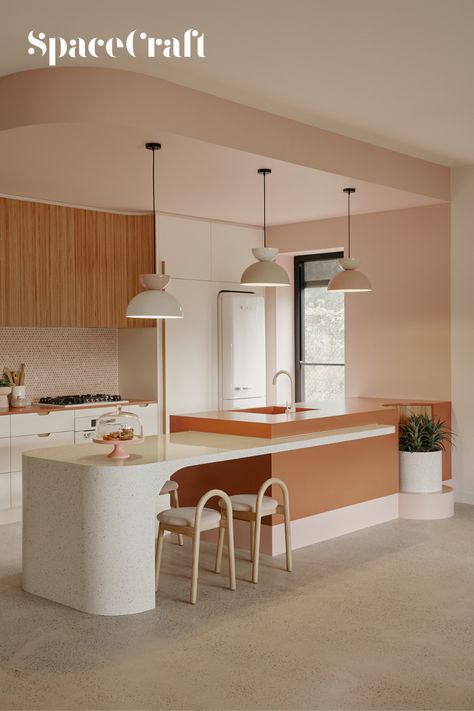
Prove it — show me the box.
[23,424,395,468]
[0,399,156,416]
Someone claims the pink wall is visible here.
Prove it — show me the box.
[268,203,451,401]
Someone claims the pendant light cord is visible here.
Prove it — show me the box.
[146,142,161,274]
[263,170,267,248]
[151,146,157,272]
[347,189,351,258]
[257,168,271,249]
[343,187,355,259]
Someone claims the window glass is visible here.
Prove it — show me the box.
[296,254,345,401]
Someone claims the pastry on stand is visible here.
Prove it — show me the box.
[93,406,144,459]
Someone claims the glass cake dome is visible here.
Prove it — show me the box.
[94,406,143,442]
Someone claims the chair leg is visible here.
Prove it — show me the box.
[227,518,236,591]
[284,501,293,572]
[155,525,165,592]
[171,488,184,546]
[249,519,255,561]
[252,514,262,584]
[190,529,201,604]
[215,524,225,574]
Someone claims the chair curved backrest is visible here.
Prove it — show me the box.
[255,477,290,518]
[194,488,234,536]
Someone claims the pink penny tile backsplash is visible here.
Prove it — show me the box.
[0,328,118,401]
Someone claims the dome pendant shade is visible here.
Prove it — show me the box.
[126,289,183,319]
[327,267,372,292]
[327,188,372,293]
[240,169,290,288]
[126,143,183,319]
[126,275,183,318]
[240,247,290,286]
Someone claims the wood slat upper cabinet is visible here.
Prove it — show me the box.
[0,198,76,326]
[0,198,155,328]
[74,209,154,328]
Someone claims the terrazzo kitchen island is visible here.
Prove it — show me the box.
[22,416,397,616]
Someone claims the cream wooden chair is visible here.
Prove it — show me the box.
[155,489,236,604]
[217,477,292,583]
[159,479,183,546]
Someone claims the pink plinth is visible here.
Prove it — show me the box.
[93,438,144,460]
[399,485,454,520]
[107,442,130,459]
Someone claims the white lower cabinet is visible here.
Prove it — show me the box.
[0,411,75,523]
[0,404,157,523]
[127,403,158,436]
[0,472,10,511]
[11,410,74,436]
[0,419,12,514]
[0,436,10,474]
[11,472,22,509]
[11,431,75,472]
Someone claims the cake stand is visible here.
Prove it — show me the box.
[93,437,144,460]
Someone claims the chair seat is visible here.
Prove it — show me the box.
[158,506,221,528]
[159,479,178,495]
[219,494,279,514]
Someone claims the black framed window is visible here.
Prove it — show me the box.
[295,253,345,402]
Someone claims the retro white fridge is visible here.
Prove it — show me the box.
[218,291,266,410]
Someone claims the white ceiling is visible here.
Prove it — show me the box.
[0,123,439,223]
[1,0,473,166]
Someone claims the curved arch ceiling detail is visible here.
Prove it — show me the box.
[0,68,448,219]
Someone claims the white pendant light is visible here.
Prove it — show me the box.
[327,187,372,293]
[126,142,183,319]
[240,168,290,287]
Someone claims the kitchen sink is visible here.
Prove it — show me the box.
[232,406,317,415]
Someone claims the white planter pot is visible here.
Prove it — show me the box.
[399,450,443,493]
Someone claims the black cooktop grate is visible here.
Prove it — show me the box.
[39,394,124,406]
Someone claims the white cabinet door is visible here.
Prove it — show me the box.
[127,404,158,436]
[74,406,123,432]
[0,473,10,511]
[11,472,22,508]
[158,215,211,280]
[165,280,217,415]
[0,437,10,474]
[11,410,75,436]
[211,224,263,283]
[0,416,10,438]
[11,431,75,471]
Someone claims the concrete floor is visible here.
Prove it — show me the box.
[1,507,474,710]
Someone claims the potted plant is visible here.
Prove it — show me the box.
[399,413,453,493]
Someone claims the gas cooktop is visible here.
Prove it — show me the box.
[38,394,129,408]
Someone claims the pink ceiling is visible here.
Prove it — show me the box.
[0,122,440,224]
